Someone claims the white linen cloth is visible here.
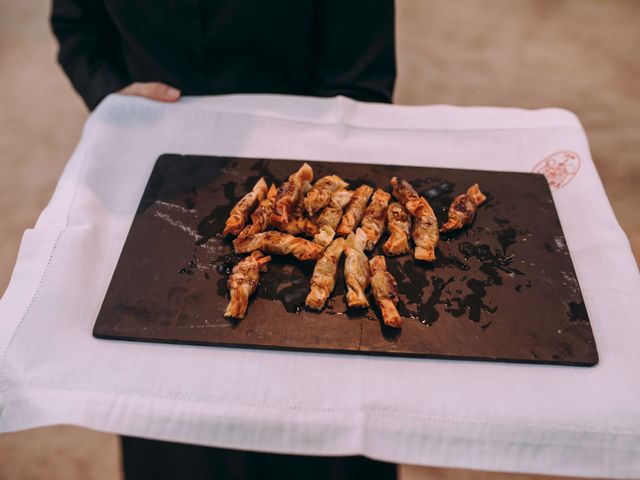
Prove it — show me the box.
[1,94,639,478]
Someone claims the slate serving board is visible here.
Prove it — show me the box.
[93,154,598,366]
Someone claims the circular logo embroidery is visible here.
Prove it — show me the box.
[532,151,580,190]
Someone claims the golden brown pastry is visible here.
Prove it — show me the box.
[223,177,268,236]
[312,189,353,247]
[331,190,354,210]
[237,183,278,240]
[344,228,370,308]
[313,225,336,248]
[233,231,323,261]
[305,237,346,310]
[270,163,314,229]
[336,184,374,237]
[224,251,271,319]
[390,177,439,262]
[316,190,352,229]
[383,202,411,256]
[284,205,319,237]
[440,184,487,233]
[304,175,349,216]
[369,255,402,328]
[359,189,391,251]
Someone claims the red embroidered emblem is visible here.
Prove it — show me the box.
[532,151,580,189]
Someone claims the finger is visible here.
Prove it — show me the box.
[141,82,181,101]
[120,82,181,102]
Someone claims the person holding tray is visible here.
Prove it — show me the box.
[50,0,397,478]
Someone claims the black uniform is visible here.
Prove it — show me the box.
[51,0,396,109]
[50,1,397,477]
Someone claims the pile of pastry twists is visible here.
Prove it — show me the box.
[220,163,486,326]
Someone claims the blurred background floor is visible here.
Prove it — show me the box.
[0,0,637,479]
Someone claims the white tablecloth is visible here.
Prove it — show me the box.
[1,94,639,478]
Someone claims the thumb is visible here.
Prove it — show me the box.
[120,82,181,102]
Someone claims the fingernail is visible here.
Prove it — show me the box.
[166,87,181,98]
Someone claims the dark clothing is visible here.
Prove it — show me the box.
[52,3,396,476]
[51,0,396,110]
[121,437,397,480]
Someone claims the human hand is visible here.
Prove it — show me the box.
[119,82,181,102]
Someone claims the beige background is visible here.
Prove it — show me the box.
[0,0,638,478]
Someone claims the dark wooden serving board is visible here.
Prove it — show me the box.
[93,154,598,366]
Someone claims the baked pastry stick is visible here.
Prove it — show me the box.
[237,184,278,240]
[344,228,370,308]
[329,189,354,211]
[270,163,314,230]
[305,237,346,310]
[359,189,391,251]
[390,177,439,262]
[316,190,353,231]
[284,205,319,237]
[383,202,411,256]
[313,189,353,247]
[336,184,374,237]
[369,255,402,328]
[222,177,268,236]
[233,231,323,261]
[313,225,336,249]
[304,175,349,216]
[224,251,271,319]
[440,184,487,233]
